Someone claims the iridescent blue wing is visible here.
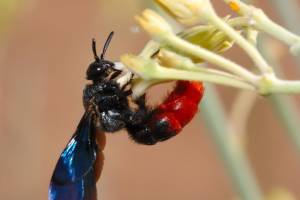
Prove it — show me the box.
[49,113,98,200]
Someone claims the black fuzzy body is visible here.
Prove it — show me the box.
[83,79,132,132]
[125,96,176,145]
[83,79,175,145]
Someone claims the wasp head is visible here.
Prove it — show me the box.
[86,32,117,81]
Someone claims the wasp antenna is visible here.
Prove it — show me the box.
[100,31,114,59]
[92,38,100,62]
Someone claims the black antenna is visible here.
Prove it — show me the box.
[92,38,100,62]
[100,31,114,59]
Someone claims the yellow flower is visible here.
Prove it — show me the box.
[179,24,233,53]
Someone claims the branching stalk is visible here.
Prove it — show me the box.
[202,1,274,74]
[162,33,259,83]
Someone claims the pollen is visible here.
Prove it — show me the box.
[229,1,240,13]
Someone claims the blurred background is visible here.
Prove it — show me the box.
[1,0,300,199]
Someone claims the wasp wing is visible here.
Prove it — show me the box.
[49,113,98,200]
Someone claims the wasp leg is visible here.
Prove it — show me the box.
[116,72,133,89]
[110,70,122,80]
[121,82,131,91]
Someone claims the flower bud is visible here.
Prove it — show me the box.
[154,0,210,25]
[135,9,173,40]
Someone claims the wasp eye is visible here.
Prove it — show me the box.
[86,62,104,80]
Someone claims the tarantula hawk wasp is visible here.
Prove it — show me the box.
[49,32,204,200]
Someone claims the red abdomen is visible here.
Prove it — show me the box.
[126,80,204,145]
[151,81,204,134]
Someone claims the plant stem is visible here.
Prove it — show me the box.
[153,64,255,90]
[200,4,262,198]
[201,84,262,200]
[139,40,160,58]
[270,79,300,94]
[121,55,256,91]
[157,49,249,80]
[163,33,259,83]
[204,1,273,74]
[254,16,300,55]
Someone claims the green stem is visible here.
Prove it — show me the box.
[157,49,247,80]
[270,79,300,94]
[153,64,255,90]
[254,15,300,55]
[162,33,259,83]
[139,40,160,58]
[201,85,262,200]
[122,55,255,91]
[204,2,273,74]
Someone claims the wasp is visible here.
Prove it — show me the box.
[49,32,204,200]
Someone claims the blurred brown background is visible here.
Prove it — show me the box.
[1,0,300,199]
